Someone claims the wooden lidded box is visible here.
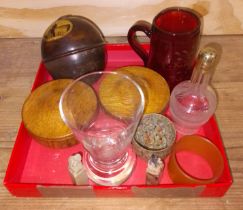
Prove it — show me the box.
[22,79,77,149]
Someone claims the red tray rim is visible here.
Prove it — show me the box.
[3,43,233,197]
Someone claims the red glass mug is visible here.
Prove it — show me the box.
[128,7,202,91]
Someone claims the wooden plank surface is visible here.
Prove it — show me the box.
[0,36,243,209]
[1,0,243,37]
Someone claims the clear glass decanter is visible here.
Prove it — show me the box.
[169,46,218,134]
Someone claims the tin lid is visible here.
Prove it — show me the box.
[135,114,176,150]
[41,15,106,62]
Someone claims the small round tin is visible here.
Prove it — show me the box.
[132,113,176,160]
[41,15,107,79]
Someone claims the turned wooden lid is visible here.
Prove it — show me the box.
[117,66,170,114]
[99,70,143,119]
[100,66,169,117]
[22,79,77,148]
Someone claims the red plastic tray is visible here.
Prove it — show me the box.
[4,44,232,197]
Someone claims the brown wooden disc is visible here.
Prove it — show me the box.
[61,80,98,128]
[98,66,170,119]
[98,71,142,119]
[117,66,170,114]
[22,79,77,148]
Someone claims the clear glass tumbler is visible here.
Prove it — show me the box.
[59,71,145,186]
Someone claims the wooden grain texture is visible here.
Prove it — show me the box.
[0,36,243,209]
[22,79,78,149]
[0,0,243,37]
[116,66,170,114]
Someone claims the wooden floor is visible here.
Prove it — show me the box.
[0,36,243,209]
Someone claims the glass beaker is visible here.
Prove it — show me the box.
[59,71,145,186]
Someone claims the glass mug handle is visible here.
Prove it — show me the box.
[127,20,152,66]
